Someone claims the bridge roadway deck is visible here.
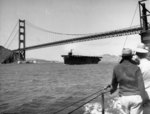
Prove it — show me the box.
[13,27,142,51]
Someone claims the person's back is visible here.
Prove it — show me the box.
[113,59,141,96]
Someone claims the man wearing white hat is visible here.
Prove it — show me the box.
[135,43,150,113]
[135,43,150,95]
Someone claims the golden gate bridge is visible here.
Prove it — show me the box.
[3,0,150,62]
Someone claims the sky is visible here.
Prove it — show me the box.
[0,0,150,62]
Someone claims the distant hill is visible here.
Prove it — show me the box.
[26,58,62,64]
[0,46,120,64]
[101,54,121,63]
[28,54,120,64]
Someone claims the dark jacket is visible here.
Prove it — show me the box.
[110,59,146,97]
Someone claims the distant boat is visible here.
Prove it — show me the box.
[61,50,102,65]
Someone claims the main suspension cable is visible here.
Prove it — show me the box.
[4,21,18,47]
[6,31,18,49]
[26,20,102,36]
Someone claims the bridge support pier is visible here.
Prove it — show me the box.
[18,19,26,61]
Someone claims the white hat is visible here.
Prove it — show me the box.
[135,43,149,53]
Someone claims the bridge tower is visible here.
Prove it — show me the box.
[139,1,150,50]
[18,19,26,61]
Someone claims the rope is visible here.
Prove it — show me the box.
[53,85,110,114]
[68,91,110,114]
[4,21,18,47]
[122,3,139,49]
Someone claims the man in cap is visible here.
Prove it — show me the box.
[110,48,148,114]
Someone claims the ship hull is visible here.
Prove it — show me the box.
[62,55,102,65]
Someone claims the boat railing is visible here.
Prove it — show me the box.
[53,85,111,114]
